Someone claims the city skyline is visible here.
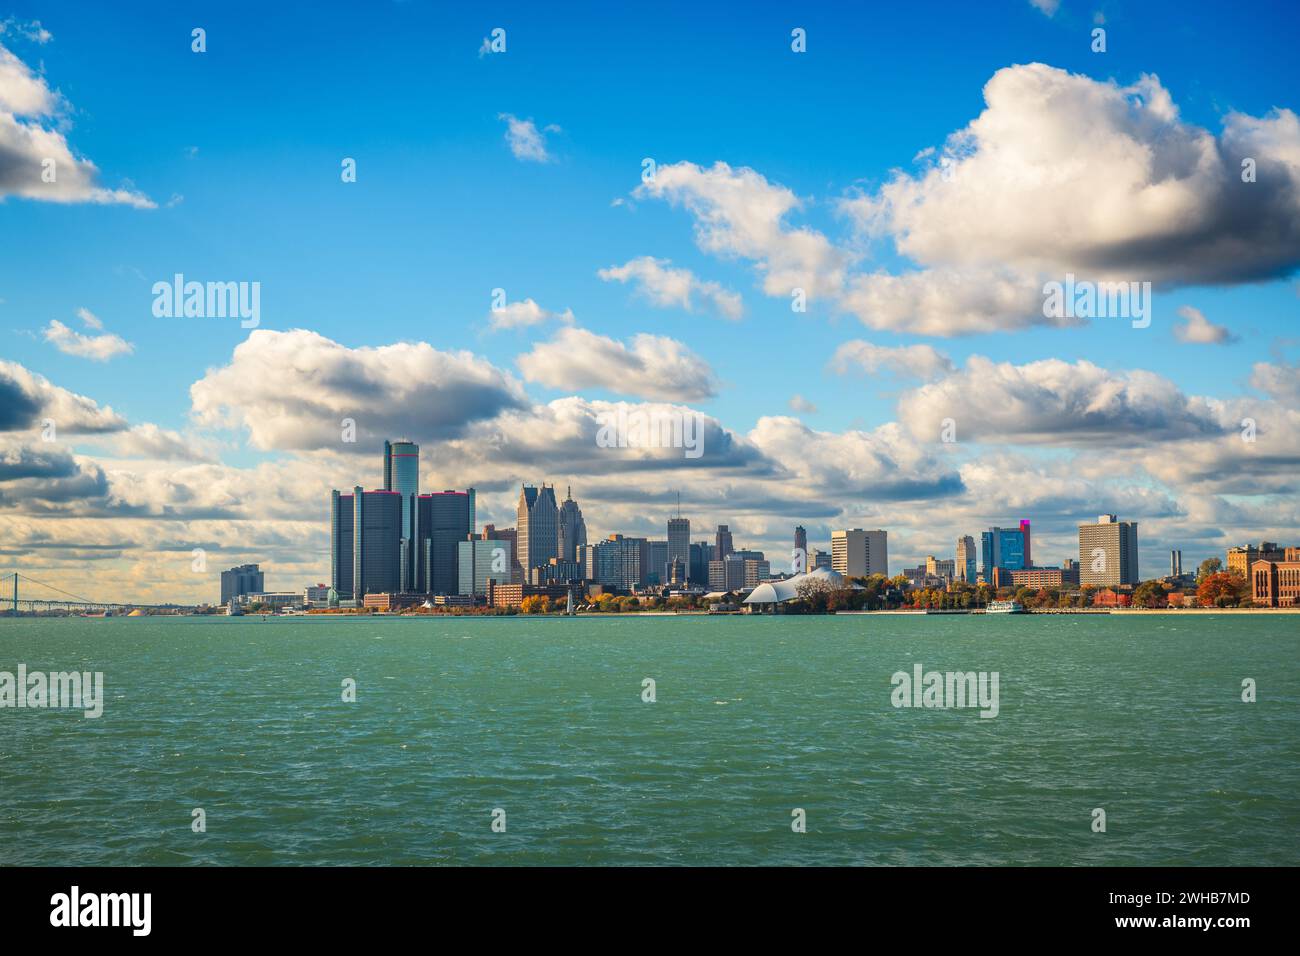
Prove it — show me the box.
[2,2,1300,604]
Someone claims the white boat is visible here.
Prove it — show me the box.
[986,600,1026,614]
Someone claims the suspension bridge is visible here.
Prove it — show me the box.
[0,572,175,616]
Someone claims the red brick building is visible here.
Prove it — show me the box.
[1250,548,1300,607]
[1091,588,1132,608]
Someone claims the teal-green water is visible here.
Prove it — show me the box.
[1,614,1296,866]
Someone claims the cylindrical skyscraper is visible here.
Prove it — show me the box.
[384,440,420,589]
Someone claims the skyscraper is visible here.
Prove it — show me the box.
[1019,519,1032,568]
[559,487,588,564]
[956,535,977,583]
[330,490,355,599]
[595,534,644,589]
[517,484,559,575]
[220,564,264,605]
[1170,549,1182,578]
[715,524,734,560]
[383,439,420,586]
[645,539,669,586]
[351,486,402,598]
[415,491,472,595]
[794,525,808,571]
[689,541,710,584]
[458,538,515,596]
[831,529,888,577]
[1078,514,1139,587]
[981,527,1026,575]
[668,516,690,583]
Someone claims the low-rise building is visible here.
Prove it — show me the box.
[1091,589,1132,608]
[238,591,302,610]
[1228,542,1283,577]
[1009,567,1078,589]
[486,581,572,608]
[1250,548,1300,607]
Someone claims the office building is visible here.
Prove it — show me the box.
[579,543,598,581]
[330,490,355,600]
[1170,549,1182,578]
[813,550,832,571]
[645,539,669,586]
[743,559,771,588]
[220,564,264,606]
[709,555,748,591]
[689,541,711,584]
[668,517,691,583]
[1009,567,1076,589]
[981,527,1027,575]
[926,555,956,583]
[715,525,734,560]
[1078,514,1139,588]
[794,526,808,570]
[415,490,472,595]
[558,487,587,563]
[342,486,402,598]
[486,581,570,609]
[956,535,977,583]
[595,534,645,589]
[1019,519,1032,568]
[517,484,560,575]
[383,439,420,586]
[530,558,582,585]
[831,529,888,578]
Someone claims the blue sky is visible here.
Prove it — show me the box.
[2,0,1298,600]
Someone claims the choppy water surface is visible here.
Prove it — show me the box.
[1,614,1296,865]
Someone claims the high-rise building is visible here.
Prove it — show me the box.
[689,541,711,584]
[350,486,402,598]
[708,555,748,591]
[926,555,956,583]
[220,563,264,605]
[331,490,355,599]
[383,440,420,585]
[794,526,808,570]
[595,534,644,589]
[517,484,559,575]
[831,529,888,578]
[558,487,587,564]
[1019,519,1032,568]
[956,535,977,583]
[645,539,669,586]
[1078,514,1139,587]
[415,491,472,594]
[579,544,598,581]
[668,517,691,583]
[1170,549,1183,578]
[458,538,515,596]
[981,527,1026,575]
[813,550,832,571]
[715,524,734,560]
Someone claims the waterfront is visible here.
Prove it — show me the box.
[1,614,1296,866]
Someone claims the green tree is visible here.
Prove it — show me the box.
[1132,579,1168,608]
[1196,557,1222,583]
